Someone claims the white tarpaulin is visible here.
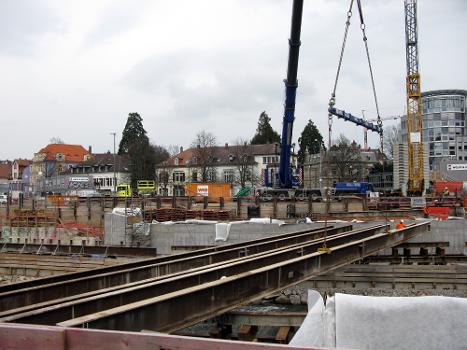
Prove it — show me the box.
[291,291,467,349]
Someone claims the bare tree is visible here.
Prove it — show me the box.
[49,137,65,144]
[231,138,259,189]
[190,131,217,182]
[383,124,401,160]
[329,134,362,181]
[167,144,182,157]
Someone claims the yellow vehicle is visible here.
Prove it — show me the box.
[136,180,156,196]
[116,180,156,198]
[117,184,133,198]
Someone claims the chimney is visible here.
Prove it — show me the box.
[225,143,228,149]
[180,146,184,153]
[88,145,92,154]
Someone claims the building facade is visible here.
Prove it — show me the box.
[10,159,32,198]
[303,146,386,190]
[395,89,466,192]
[400,89,467,168]
[31,144,91,194]
[69,153,131,194]
[155,144,293,196]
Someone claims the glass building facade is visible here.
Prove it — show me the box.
[401,89,467,169]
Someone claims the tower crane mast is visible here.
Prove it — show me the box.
[404,0,424,194]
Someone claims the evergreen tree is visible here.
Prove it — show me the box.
[297,119,324,165]
[118,113,156,185]
[251,111,281,144]
[118,113,147,155]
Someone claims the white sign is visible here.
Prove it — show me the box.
[410,132,421,143]
[197,185,209,197]
[411,197,426,208]
[69,177,89,182]
[447,164,467,171]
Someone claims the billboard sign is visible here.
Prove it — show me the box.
[447,164,467,171]
[197,185,209,197]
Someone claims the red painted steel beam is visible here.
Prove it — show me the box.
[0,323,322,350]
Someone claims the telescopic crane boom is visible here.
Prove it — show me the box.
[278,0,304,188]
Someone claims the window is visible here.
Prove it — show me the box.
[263,157,267,164]
[207,169,217,182]
[224,169,235,183]
[192,171,198,182]
[174,158,179,166]
[173,172,185,182]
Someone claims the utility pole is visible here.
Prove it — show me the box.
[111,132,117,194]
[362,109,368,150]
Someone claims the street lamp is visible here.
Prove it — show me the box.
[315,139,322,189]
[111,132,117,194]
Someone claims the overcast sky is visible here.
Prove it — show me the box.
[1,0,466,160]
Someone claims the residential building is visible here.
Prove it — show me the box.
[303,144,386,190]
[0,161,12,194]
[31,144,91,194]
[10,159,32,198]
[155,143,290,196]
[69,153,131,194]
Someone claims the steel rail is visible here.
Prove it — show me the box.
[0,223,337,294]
[0,224,350,312]
[56,222,429,332]
[0,225,350,319]
[0,225,386,324]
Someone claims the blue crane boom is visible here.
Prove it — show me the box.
[278,0,304,188]
[328,107,383,134]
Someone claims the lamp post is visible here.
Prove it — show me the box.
[111,132,117,194]
[315,139,322,189]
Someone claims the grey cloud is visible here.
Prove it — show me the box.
[83,0,146,49]
[0,0,62,55]
[123,45,309,126]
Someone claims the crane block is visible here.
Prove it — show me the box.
[328,107,383,134]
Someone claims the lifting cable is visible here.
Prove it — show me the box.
[328,0,354,150]
[328,0,384,153]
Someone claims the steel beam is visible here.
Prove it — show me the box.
[57,222,429,332]
[0,223,336,293]
[0,224,348,312]
[1,225,384,324]
[0,323,319,350]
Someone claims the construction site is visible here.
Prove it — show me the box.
[1,0,467,349]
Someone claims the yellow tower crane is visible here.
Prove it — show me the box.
[404,0,424,195]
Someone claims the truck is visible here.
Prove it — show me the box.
[334,182,375,195]
[185,182,232,202]
[116,180,156,198]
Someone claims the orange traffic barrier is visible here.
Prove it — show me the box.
[424,206,450,220]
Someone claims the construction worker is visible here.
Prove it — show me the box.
[443,187,449,196]
[396,220,406,230]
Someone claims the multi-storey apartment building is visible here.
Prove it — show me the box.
[155,143,291,196]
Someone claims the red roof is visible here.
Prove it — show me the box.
[38,144,90,162]
[14,159,32,167]
[0,163,12,180]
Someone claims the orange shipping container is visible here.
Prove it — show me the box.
[185,182,232,202]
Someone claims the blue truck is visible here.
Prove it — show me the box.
[334,182,375,195]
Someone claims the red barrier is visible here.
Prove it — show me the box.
[424,206,450,220]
